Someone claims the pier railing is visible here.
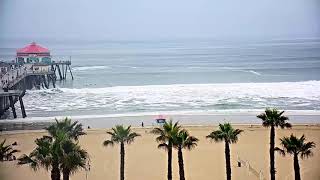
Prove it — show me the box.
[51,60,71,65]
[0,66,54,89]
[0,60,72,118]
[0,66,27,89]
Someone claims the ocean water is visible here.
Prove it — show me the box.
[1,38,320,118]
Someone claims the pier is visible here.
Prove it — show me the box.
[0,42,74,119]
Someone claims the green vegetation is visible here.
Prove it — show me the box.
[173,129,198,180]
[18,118,88,180]
[276,134,316,180]
[0,139,19,161]
[206,123,243,180]
[257,108,291,180]
[151,120,181,180]
[103,125,140,180]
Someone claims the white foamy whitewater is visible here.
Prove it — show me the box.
[23,81,320,117]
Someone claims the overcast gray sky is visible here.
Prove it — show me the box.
[0,0,319,41]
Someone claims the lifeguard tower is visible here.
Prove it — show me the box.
[155,115,167,125]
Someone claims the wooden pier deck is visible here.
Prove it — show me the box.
[0,60,73,118]
[0,89,26,119]
[1,61,72,89]
[0,90,22,96]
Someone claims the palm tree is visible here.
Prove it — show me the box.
[173,129,198,180]
[18,135,63,180]
[18,118,88,180]
[46,117,86,141]
[0,139,19,161]
[103,125,140,180]
[206,123,243,180]
[257,108,291,180]
[275,134,316,180]
[151,120,181,180]
[60,139,89,180]
[47,118,87,180]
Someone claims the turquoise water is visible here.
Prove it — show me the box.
[1,38,320,118]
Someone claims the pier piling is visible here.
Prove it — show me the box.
[68,65,74,80]
[9,96,17,118]
[42,75,49,89]
[56,64,63,80]
[19,96,26,118]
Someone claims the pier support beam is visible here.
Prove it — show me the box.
[42,75,49,89]
[47,75,51,88]
[9,96,17,118]
[61,64,64,79]
[56,65,63,80]
[51,75,56,88]
[68,65,74,80]
[64,64,68,80]
[19,96,26,118]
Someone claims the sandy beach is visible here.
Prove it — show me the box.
[1,111,320,131]
[1,124,319,180]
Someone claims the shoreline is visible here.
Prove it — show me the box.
[1,123,320,135]
[0,109,320,131]
[2,109,320,122]
[0,113,319,131]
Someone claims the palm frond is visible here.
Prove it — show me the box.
[47,117,86,140]
[279,134,316,160]
[280,122,292,129]
[275,147,286,156]
[18,154,39,171]
[60,140,88,175]
[105,125,140,145]
[151,127,164,135]
[103,140,115,147]
[207,123,243,144]
[0,139,19,161]
[206,130,224,142]
[158,143,169,151]
[257,108,291,128]
[172,129,198,150]
[184,136,199,150]
[126,132,141,144]
[300,141,316,159]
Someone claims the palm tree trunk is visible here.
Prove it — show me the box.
[270,125,276,180]
[167,143,173,180]
[120,142,125,180]
[51,161,61,180]
[62,169,70,180]
[178,146,185,180]
[225,140,231,180]
[293,154,301,180]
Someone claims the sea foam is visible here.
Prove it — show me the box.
[73,66,111,71]
[23,81,320,116]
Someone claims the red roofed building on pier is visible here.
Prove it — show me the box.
[16,42,52,64]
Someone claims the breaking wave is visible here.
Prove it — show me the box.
[73,66,111,71]
[242,70,261,76]
[23,81,320,116]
